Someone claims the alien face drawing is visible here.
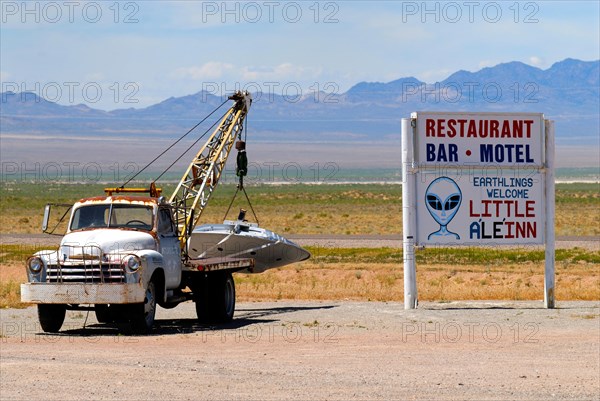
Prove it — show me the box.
[425,177,462,240]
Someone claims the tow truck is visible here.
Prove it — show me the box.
[21,91,305,333]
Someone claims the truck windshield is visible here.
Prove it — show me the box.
[70,204,154,231]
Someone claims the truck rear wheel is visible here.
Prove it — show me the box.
[195,272,235,323]
[38,304,66,333]
[131,280,157,334]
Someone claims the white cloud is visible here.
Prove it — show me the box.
[478,60,496,69]
[241,63,322,82]
[418,69,454,83]
[528,56,545,67]
[171,62,234,80]
[170,62,320,83]
[0,70,10,82]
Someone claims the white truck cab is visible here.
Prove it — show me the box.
[21,91,307,334]
[22,195,251,334]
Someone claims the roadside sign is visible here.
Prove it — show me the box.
[415,169,544,245]
[401,112,555,309]
[415,112,544,167]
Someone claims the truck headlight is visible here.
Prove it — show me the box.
[124,255,141,271]
[27,257,43,273]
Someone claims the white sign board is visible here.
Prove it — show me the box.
[415,170,544,245]
[414,112,544,167]
[401,112,555,309]
[412,111,545,246]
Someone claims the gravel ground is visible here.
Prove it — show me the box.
[1,300,599,401]
[2,234,598,400]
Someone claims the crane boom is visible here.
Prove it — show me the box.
[169,91,252,251]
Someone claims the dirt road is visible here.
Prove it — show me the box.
[1,301,598,401]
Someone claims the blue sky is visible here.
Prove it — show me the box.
[1,1,598,110]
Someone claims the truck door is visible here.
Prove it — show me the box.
[157,207,181,288]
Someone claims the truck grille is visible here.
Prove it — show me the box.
[46,263,126,283]
[43,245,127,283]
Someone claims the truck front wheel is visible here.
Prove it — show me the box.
[195,272,235,323]
[131,280,157,334]
[38,304,66,333]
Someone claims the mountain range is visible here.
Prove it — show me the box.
[1,58,598,146]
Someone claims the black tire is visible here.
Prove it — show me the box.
[38,304,66,333]
[194,275,211,323]
[195,272,235,323]
[215,273,236,322]
[131,280,157,334]
[94,304,114,324]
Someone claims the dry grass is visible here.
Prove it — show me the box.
[235,265,600,303]
[555,185,600,236]
[3,245,598,309]
[1,181,598,308]
[0,263,28,309]
[0,245,34,308]
[0,183,402,235]
[235,247,600,302]
[1,182,598,236]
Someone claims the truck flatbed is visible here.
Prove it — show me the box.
[184,257,255,272]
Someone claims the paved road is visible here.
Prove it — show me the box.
[2,233,598,250]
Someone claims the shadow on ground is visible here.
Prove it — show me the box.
[42,304,338,337]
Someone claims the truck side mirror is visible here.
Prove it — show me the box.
[41,203,72,235]
[42,204,51,232]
